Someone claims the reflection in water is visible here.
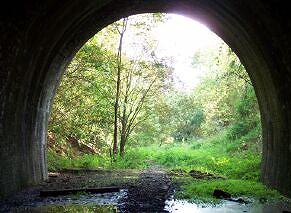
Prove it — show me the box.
[164,198,291,213]
[12,190,127,212]
[165,199,250,213]
[10,189,291,212]
[29,204,117,212]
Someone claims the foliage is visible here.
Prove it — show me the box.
[109,15,172,157]
[48,14,172,157]
[227,86,261,140]
[192,44,259,136]
[129,43,261,145]
[48,37,116,155]
[49,12,261,155]
[48,150,111,171]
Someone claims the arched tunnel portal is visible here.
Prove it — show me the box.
[0,0,291,198]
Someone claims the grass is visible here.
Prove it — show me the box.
[47,151,112,171]
[48,142,261,180]
[176,179,281,204]
[47,127,283,203]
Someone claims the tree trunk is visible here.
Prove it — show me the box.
[112,18,128,160]
[120,126,126,158]
[119,60,131,158]
[112,55,121,160]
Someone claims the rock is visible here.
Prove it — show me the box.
[213,189,231,199]
[259,197,267,203]
[48,172,60,178]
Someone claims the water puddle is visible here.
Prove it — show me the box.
[8,188,291,212]
[164,198,291,213]
[25,204,118,212]
[12,190,127,212]
[165,199,250,212]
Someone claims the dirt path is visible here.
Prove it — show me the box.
[119,165,173,212]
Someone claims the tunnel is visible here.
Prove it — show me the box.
[0,0,291,198]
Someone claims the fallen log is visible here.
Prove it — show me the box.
[40,186,120,197]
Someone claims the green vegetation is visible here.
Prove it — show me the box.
[47,127,278,203]
[47,13,282,203]
[178,180,280,204]
[48,129,261,180]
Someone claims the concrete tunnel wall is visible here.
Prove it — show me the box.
[0,0,291,198]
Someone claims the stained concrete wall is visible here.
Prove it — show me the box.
[0,0,291,197]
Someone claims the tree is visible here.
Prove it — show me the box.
[102,14,170,157]
[191,43,260,137]
[132,42,260,145]
[112,17,128,160]
[49,13,171,157]
[118,58,170,156]
[48,37,116,155]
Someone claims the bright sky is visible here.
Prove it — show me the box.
[121,14,224,91]
[154,14,223,91]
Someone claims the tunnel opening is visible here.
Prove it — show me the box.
[39,13,273,211]
[1,0,291,204]
[47,13,262,173]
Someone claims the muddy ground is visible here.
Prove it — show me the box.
[2,167,291,212]
[0,166,179,212]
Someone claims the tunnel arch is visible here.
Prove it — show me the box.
[1,0,291,197]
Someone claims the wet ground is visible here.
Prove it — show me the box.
[165,198,291,213]
[1,167,291,212]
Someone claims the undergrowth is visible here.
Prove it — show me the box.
[48,129,261,180]
[47,126,282,202]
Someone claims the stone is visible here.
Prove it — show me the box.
[213,189,231,199]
